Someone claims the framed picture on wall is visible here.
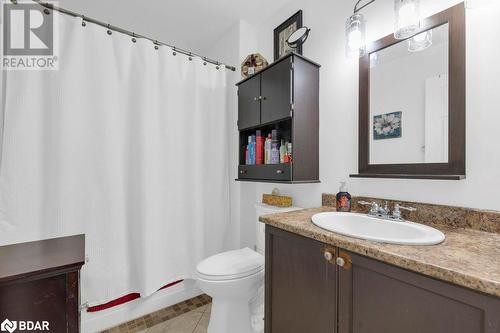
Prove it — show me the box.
[373,111,402,140]
[273,10,303,61]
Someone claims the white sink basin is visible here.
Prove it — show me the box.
[311,212,445,245]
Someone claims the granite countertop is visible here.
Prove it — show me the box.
[259,206,500,298]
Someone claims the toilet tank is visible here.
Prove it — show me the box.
[254,203,302,255]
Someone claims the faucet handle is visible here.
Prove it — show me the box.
[358,201,379,214]
[395,204,417,212]
[392,203,417,219]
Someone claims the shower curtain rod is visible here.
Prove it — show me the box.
[26,0,237,71]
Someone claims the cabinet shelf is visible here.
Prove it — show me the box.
[236,53,320,183]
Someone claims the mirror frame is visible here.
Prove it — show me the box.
[352,3,466,180]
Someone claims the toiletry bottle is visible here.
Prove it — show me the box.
[245,145,249,165]
[256,130,263,165]
[279,139,286,163]
[336,182,352,212]
[283,141,289,163]
[247,136,252,165]
[287,142,292,163]
[271,143,280,164]
[265,134,272,164]
[250,135,256,165]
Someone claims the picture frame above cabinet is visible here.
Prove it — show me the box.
[236,53,320,183]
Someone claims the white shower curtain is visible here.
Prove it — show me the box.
[0,13,230,306]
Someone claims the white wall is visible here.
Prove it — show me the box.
[205,0,500,249]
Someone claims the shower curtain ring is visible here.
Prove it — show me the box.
[131,33,136,43]
[216,62,220,70]
[172,47,177,56]
[107,24,112,35]
[203,57,207,66]
[154,41,159,50]
[81,15,86,27]
[188,52,193,61]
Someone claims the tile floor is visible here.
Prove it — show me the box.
[102,294,211,333]
[140,303,211,333]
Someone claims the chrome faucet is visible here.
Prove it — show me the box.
[358,201,416,222]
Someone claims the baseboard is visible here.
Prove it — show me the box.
[81,279,202,333]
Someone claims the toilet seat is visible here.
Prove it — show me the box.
[196,248,264,281]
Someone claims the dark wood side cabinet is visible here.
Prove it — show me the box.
[0,235,85,333]
[236,53,320,183]
[266,226,500,333]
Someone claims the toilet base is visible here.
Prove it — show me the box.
[196,269,264,333]
[208,299,253,333]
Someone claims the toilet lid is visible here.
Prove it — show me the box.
[196,248,264,281]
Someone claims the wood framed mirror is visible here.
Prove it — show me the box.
[351,3,465,180]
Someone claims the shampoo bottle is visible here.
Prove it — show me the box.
[250,135,256,164]
[265,134,272,164]
[271,142,280,164]
[256,130,263,165]
[247,136,253,165]
[279,139,286,163]
[336,181,352,212]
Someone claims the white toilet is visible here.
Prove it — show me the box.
[196,203,301,333]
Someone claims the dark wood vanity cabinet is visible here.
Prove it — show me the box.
[338,250,500,333]
[265,227,337,333]
[236,53,320,183]
[266,226,500,333]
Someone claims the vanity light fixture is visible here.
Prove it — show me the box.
[394,0,421,39]
[408,30,432,52]
[345,0,375,58]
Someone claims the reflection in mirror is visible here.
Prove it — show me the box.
[369,23,449,165]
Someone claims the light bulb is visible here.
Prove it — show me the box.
[348,29,363,50]
[394,0,420,39]
[345,13,366,58]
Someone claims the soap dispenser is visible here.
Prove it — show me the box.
[336,182,352,212]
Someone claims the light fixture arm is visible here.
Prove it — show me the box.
[354,0,376,13]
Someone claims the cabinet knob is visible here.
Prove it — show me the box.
[240,170,247,174]
[253,97,258,101]
[262,96,267,100]
[336,257,345,267]
[276,169,284,174]
[324,251,333,261]
[336,252,352,269]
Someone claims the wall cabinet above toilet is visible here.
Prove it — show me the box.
[236,53,320,183]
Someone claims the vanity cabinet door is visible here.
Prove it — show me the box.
[238,75,261,130]
[260,58,292,124]
[338,250,500,333]
[265,226,337,333]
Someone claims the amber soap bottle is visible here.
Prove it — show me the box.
[336,181,352,212]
